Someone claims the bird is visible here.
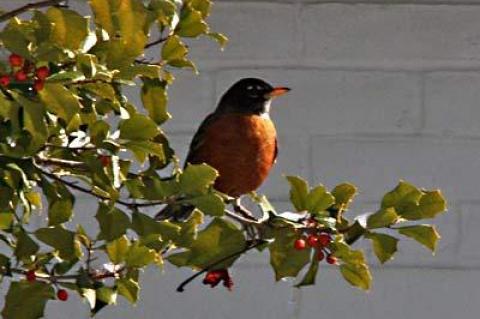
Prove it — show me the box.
[156,77,290,220]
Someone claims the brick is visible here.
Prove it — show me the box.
[303,4,480,68]
[311,137,480,202]
[216,69,422,135]
[299,267,480,319]
[425,71,480,136]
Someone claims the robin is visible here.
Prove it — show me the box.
[156,77,290,220]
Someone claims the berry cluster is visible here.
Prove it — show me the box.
[25,270,69,301]
[0,53,49,91]
[294,230,337,265]
[202,269,234,290]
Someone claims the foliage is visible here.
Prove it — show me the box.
[0,1,447,318]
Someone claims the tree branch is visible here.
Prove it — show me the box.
[0,0,65,22]
[144,36,169,49]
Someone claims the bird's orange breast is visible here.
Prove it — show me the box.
[189,113,277,197]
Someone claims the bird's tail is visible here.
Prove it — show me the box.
[154,203,196,221]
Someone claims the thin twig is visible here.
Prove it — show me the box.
[35,155,86,169]
[0,0,64,22]
[144,37,169,49]
[176,239,268,293]
[36,165,167,209]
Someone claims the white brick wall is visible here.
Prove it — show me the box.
[3,0,480,318]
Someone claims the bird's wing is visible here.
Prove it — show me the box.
[184,112,219,167]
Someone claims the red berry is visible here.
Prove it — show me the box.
[99,155,111,167]
[0,75,10,87]
[26,270,36,282]
[317,233,331,247]
[34,79,45,91]
[36,66,50,80]
[14,70,27,82]
[9,53,23,67]
[326,255,337,265]
[306,234,320,248]
[57,289,69,301]
[294,238,306,250]
[316,250,325,261]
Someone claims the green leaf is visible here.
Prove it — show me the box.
[207,32,228,49]
[148,0,177,28]
[175,7,208,37]
[141,79,171,125]
[365,232,398,264]
[401,191,447,221]
[90,0,148,65]
[125,242,158,267]
[0,212,14,230]
[116,278,139,304]
[188,193,225,216]
[35,227,82,260]
[397,225,440,252]
[15,230,39,260]
[295,259,319,288]
[46,7,89,51]
[285,176,309,212]
[1,281,55,319]
[185,0,213,18]
[340,263,372,291]
[14,94,48,153]
[179,164,218,195]
[48,199,74,226]
[162,35,188,62]
[331,183,357,210]
[95,203,130,241]
[131,211,180,240]
[119,114,159,141]
[367,208,399,229]
[106,235,130,264]
[330,241,366,265]
[168,218,245,269]
[269,230,311,281]
[382,181,422,211]
[306,185,335,214]
[123,140,165,163]
[96,286,117,305]
[39,83,82,123]
[171,210,204,247]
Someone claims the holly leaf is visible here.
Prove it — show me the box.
[285,176,309,212]
[46,7,89,51]
[95,203,130,241]
[168,218,245,269]
[306,184,335,214]
[367,208,399,229]
[131,211,180,240]
[35,227,83,260]
[1,281,55,319]
[116,278,139,304]
[340,263,372,291]
[14,230,39,260]
[179,164,218,195]
[365,232,398,264]
[125,242,158,267]
[295,259,319,288]
[119,114,159,141]
[106,235,130,264]
[400,191,447,221]
[141,78,171,125]
[39,83,82,123]
[188,193,225,216]
[397,225,440,252]
[175,7,208,37]
[269,229,311,281]
[331,183,357,211]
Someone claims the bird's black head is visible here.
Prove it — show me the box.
[216,78,290,115]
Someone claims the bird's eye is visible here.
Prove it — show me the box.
[246,85,254,91]
[256,85,263,90]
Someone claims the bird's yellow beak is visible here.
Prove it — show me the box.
[265,87,291,99]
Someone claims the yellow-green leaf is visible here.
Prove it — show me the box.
[397,224,440,252]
